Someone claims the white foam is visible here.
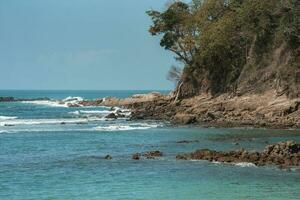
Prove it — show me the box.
[21,100,68,107]
[0,117,104,127]
[235,162,257,167]
[78,110,112,114]
[22,96,84,108]
[0,116,18,121]
[93,123,159,132]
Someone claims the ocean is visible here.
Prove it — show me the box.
[0,90,299,200]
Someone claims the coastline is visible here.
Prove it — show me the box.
[77,91,300,130]
[2,90,299,129]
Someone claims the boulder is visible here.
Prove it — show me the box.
[143,151,163,159]
[172,114,196,125]
[132,153,141,160]
[0,97,15,102]
[104,155,112,160]
[105,113,117,119]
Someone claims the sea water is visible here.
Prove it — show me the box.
[0,90,299,200]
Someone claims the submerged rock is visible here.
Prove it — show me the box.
[177,140,199,144]
[143,151,163,159]
[0,97,15,102]
[132,151,163,160]
[176,141,300,169]
[132,153,141,160]
[104,155,112,160]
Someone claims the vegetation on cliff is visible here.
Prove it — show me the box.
[147,0,300,98]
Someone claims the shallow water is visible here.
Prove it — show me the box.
[0,90,300,200]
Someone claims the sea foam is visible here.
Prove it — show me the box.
[93,123,159,131]
[0,117,104,127]
[21,96,84,107]
[235,162,257,167]
[0,116,18,121]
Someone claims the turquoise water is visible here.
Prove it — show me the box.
[0,91,300,200]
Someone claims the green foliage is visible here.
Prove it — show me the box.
[147,0,300,95]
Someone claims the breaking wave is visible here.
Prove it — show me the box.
[0,117,104,127]
[21,96,84,107]
[93,123,160,132]
[234,162,257,167]
[0,116,18,120]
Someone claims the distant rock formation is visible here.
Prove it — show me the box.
[176,141,300,169]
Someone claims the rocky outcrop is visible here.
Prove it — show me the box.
[127,90,300,129]
[104,155,112,160]
[0,97,15,102]
[105,113,117,119]
[0,97,50,102]
[143,151,163,159]
[176,141,300,169]
[132,153,141,160]
[132,151,163,160]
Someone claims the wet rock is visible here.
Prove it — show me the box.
[67,103,80,107]
[177,140,199,144]
[0,97,15,102]
[132,153,141,160]
[143,151,163,159]
[176,141,300,169]
[60,122,66,125]
[4,124,14,127]
[105,113,117,119]
[104,155,112,160]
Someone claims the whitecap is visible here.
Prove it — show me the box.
[234,162,257,167]
[0,117,105,127]
[0,116,18,121]
[92,123,159,132]
[21,100,68,107]
[22,96,84,107]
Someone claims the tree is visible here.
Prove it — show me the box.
[167,65,182,84]
[146,2,197,66]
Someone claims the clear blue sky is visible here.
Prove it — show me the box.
[0,0,177,90]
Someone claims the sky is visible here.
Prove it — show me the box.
[0,0,177,90]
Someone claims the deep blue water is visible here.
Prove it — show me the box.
[0,90,300,200]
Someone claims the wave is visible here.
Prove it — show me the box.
[234,162,257,167]
[0,116,18,121]
[69,110,111,115]
[21,96,84,108]
[0,122,162,133]
[93,123,159,131]
[0,117,105,127]
[69,107,131,118]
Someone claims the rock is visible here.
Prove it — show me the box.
[177,140,199,144]
[143,151,163,159]
[206,112,216,120]
[132,153,141,160]
[67,103,80,107]
[176,141,300,169]
[172,114,196,125]
[4,124,14,127]
[0,97,15,102]
[105,113,117,119]
[60,122,66,125]
[104,155,112,160]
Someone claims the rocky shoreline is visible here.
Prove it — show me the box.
[1,90,299,129]
[77,91,300,129]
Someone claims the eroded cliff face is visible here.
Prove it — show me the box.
[176,44,300,100]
